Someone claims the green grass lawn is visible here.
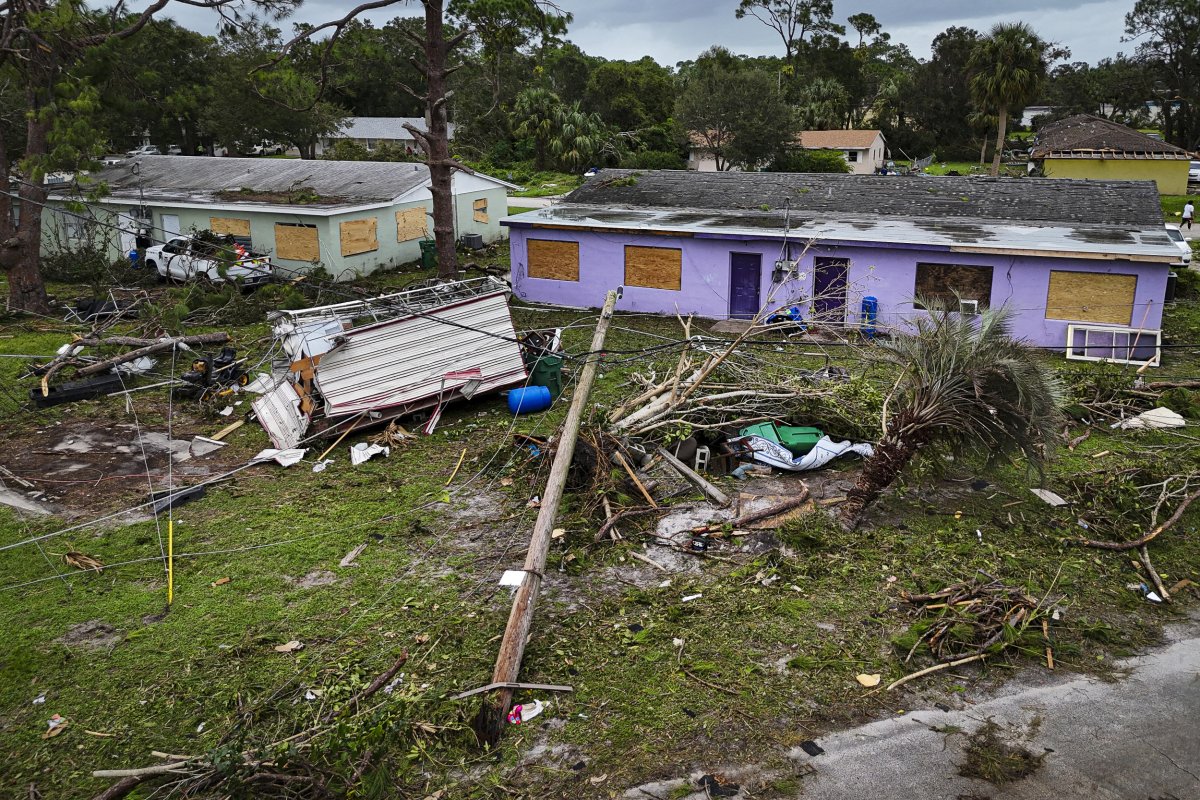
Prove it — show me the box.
[2,261,1200,797]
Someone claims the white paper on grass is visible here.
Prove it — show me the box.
[1115,407,1186,430]
[737,435,874,472]
[349,442,390,466]
[499,570,526,587]
[251,448,307,467]
[1030,488,1068,507]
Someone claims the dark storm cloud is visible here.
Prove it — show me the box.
[151,0,1136,65]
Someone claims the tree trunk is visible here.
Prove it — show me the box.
[839,420,925,529]
[990,107,1008,177]
[978,137,987,165]
[7,113,51,314]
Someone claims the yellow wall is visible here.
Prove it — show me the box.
[1043,157,1188,195]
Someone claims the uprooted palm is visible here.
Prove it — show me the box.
[839,303,1064,528]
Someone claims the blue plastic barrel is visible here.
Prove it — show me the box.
[861,296,878,339]
[508,385,552,414]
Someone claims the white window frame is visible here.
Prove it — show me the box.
[1065,324,1161,367]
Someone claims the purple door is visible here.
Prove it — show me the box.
[729,253,761,319]
[813,257,848,324]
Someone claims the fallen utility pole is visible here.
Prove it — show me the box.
[75,333,231,377]
[478,289,619,743]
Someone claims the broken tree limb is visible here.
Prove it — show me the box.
[613,451,657,508]
[1145,379,1200,390]
[75,333,230,377]
[595,507,660,542]
[92,763,194,779]
[692,487,811,535]
[885,653,988,692]
[1138,545,1171,602]
[480,290,619,743]
[657,446,730,507]
[1076,486,1200,551]
[89,777,145,800]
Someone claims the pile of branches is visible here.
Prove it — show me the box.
[886,575,1059,691]
[607,316,851,438]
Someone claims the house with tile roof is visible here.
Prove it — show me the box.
[503,169,1180,364]
[1030,114,1191,195]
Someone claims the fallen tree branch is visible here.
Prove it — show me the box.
[885,653,988,692]
[92,762,193,779]
[89,777,144,800]
[1076,487,1200,551]
[595,507,660,542]
[75,333,230,377]
[692,487,811,535]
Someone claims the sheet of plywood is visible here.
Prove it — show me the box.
[396,207,428,242]
[1046,270,1136,325]
[473,197,488,223]
[274,223,320,262]
[624,245,681,290]
[915,263,993,308]
[527,239,579,282]
[210,217,251,237]
[339,218,378,257]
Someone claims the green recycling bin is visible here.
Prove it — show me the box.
[529,354,564,397]
[419,239,438,270]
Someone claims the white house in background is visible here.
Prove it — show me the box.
[794,130,887,174]
[317,117,458,156]
[687,129,887,174]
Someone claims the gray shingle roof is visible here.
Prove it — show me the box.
[94,156,432,208]
[1030,114,1189,158]
[564,169,1165,228]
[333,117,457,141]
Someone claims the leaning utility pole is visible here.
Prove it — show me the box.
[478,289,620,742]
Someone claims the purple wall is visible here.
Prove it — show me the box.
[507,225,1169,351]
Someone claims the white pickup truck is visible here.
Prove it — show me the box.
[144,236,274,286]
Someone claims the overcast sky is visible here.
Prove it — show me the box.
[161,0,1141,66]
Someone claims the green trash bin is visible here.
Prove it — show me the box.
[419,239,438,270]
[739,422,823,456]
[529,354,564,398]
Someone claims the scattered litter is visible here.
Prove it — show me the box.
[976,529,984,543]
[303,690,319,701]
[1077,519,1090,530]
[499,570,526,587]
[243,373,276,394]
[698,774,739,797]
[681,593,702,603]
[551,528,566,540]
[339,543,368,567]
[856,673,881,688]
[64,551,104,572]
[114,356,156,375]
[731,463,772,480]
[274,640,304,653]
[506,699,545,725]
[372,422,416,448]
[1169,579,1195,594]
[734,434,873,471]
[196,722,206,733]
[587,773,608,786]
[383,675,405,694]
[658,579,672,588]
[32,694,45,705]
[1030,488,1068,507]
[1115,407,1186,430]
[251,448,307,467]
[500,477,514,487]
[349,442,390,466]
[211,577,231,587]
[526,495,541,508]
[42,715,69,739]
[1147,591,1163,603]
[312,459,333,473]
[150,484,205,514]
[218,406,234,417]
[800,740,825,756]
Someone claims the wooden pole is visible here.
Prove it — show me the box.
[479,290,619,742]
[656,446,730,507]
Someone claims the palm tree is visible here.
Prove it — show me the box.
[512,87,562,171]
[549,102,608,172]
[839,302,1064,529]
[796,76,849,130]
[967,109,998,166]
[967,22,1049,177]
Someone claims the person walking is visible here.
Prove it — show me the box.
[1184,199,1194,231]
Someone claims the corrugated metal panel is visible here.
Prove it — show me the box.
[277,318,346,362]
[314,291,527,416]
[251,380,309,450]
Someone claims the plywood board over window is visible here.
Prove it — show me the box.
[473,197,488,223]
[625,245,682,290]
[914,263,993,309]
[1046,270,1136,326]
[396,207,428,242]
[527,239,579,282]
[339,217,378,257]
[274,223,320,262]
[210,217,251,237]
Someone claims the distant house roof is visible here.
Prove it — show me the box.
[68,156,512,213]
[333,117,457,141]
[503,169,1178,264]
[796,130,883,150]
[1030,114,1188,159]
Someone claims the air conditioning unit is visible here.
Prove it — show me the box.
[958,299,980,316]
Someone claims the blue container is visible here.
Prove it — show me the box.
[861,295,879,339]
[508,385,552,414]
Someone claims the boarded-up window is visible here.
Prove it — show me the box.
[339,218,378,256]
[528,239,579,281]
[274,223,320,262]
[1046,271,1136,325]
[210,217,251,237]
[396,207,428,242]
[473,197,488,223]
[914,263,993,309]
[625,245,682,290]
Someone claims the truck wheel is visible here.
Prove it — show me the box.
[146,260,165,282]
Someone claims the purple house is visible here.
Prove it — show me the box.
[502,170,1182,364]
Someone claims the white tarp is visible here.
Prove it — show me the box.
[1115,407,1186,430]
[736,434,874,471]
[251,448,307,467]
